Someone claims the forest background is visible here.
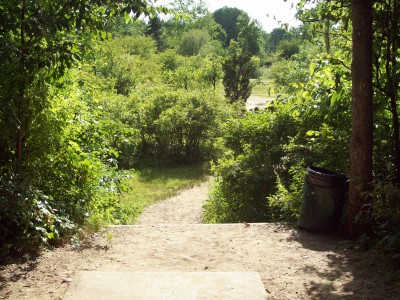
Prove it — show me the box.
[0,0,399,271]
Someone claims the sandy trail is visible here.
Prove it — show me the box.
[1,179,398,300]
[137,180,210,225]
[246,95,274,111]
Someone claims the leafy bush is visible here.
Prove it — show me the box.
[369,181,400,234]
[204,109,298,223]
[0,147,126,259]
[268,59,307,94]
[0,171,75,258]
[276,39,301,59]
[94,35,161,95]
[0,65,132,259]
[205,40,353,224]
[132,87,229,166]
[178,29,211,56]
[267,165,306,222]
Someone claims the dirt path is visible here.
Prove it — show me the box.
[246,95,274,111]
[137,180,210,225]
[1,179,399,299]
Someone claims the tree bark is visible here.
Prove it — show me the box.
[348,0,374,238]
[324,19,331,54]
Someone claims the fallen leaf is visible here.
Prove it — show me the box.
[61,278,72,284]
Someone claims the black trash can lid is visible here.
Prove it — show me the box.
[307,166,348,187]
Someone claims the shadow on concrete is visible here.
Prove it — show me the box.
[286,228,399,299]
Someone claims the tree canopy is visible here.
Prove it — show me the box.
[212,6,248,47]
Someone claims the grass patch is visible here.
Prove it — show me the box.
[118,165,210,224]
[250,78,275,97]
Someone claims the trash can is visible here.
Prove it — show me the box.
[298,166,348,232]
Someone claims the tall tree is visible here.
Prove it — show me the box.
[222,41,253,103]
[0,0,155,170]
[212,6,247,47]
[237,14,263,56]
[187,14,227,43]
[348,0,373,237]
[268,28,290,52]
[159,0,208,49]
[146,16,165,50]
[296,0,374,237]
[169,0,208,20]
[201,54,223,90]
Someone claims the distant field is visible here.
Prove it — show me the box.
[215,70,275,100]
[250,78,275,97]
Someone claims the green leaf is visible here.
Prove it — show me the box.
[306,130,320,138]
[309,63,316,76]
[68,141,81,152]
[124,12,131,24]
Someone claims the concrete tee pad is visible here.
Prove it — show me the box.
[63,271,268,300]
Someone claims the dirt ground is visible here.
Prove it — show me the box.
[246,95,273,111]
[1,179,399,299]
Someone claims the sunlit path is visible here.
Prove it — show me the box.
[246,95,274,111]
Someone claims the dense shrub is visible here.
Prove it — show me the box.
[205,41,352,224]
[94,35,161,95]
[204,109,298,223]
[276,39,301,59]
[0,66,133,259]
[132,87,229,166]
[178,29,211,56]
[0,171,74,258]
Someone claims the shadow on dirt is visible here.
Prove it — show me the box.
[0,236,108,297]
[0,253,39,295]
[287,228,398,299]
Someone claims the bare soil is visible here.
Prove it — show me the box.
[1,179,399,299]
[246,95,273,111]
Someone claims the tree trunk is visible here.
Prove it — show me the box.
[324,19,331,54]
[348,0,373,238]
